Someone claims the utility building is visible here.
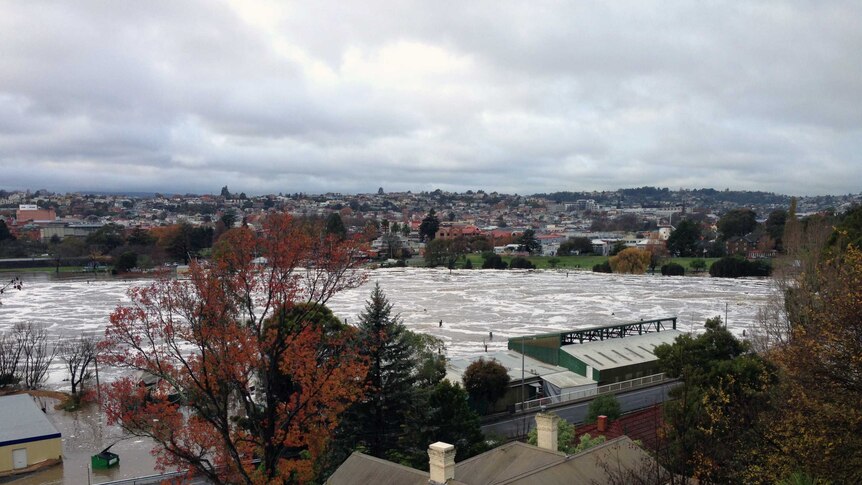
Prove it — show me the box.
[508,317,681,385]
[0,395,62,475]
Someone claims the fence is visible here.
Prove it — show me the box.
[514,373,668,413]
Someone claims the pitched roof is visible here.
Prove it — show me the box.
[0,394,61,447]
[325,452,468,485]
[454,441,566,484]
[497,436,664,484]
[559,330,684,371]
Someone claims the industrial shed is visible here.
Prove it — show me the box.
[0,394,62,475]
[559,329,684,384]
[509,317,681,385]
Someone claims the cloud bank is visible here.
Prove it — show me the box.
[1,1,860,195]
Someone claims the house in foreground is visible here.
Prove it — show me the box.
[327,413,670,484]
[0,394,62,475]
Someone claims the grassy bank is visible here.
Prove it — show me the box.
[0,266,88,273]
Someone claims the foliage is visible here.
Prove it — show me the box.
[586,394,621,423]
[86,223,126,254]
[760,245,862,482]
[481,253,508,270]
[709,256,771,277]
[100,213,368,484]
[0,219,15,242]
[424,238,465,268]
[717,208,758,240]
[592,261,612,273]
[689,258,707,272]
[352,284,416,457]
[557,236,593,256]
[509,256,535,269]
[463,258,473,269]
[516,229,542,255]
[764,209,788,245]
[609,241,628,256]
[660,262,685,276]
[526,416,577,453]
[392,380,487,470]
[419,209,440,242]
[547,257,560,268]
[654,317,777,483]
[666,219,702,257]
[609,248,651,274]
[114,251,138,273]
[324,213,347,241]
[462,358,510,414]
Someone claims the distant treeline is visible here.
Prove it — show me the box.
[535,187,791,206]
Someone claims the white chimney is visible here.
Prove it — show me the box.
[535,413,560,452]
[428,441,455,484]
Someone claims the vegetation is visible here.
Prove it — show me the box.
[709,256,772,277]
[557,236,593,256]
[509,256,536,269]
[462,357,510,414]
[609,248,651,274]
[665,219,702,257]
[419,209,440,242]
[100,214,369,484]
[660,262,685,276]
[717,208,758,240]
[586,394,621,423]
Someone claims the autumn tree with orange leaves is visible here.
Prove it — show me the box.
[100,213,368,484]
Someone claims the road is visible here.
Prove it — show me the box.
[481,381,677,439]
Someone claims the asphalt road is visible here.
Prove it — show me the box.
[481,381,677,439]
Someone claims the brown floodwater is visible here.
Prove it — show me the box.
[5,396,164,485]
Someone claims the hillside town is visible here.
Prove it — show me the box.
[1,187,859,270]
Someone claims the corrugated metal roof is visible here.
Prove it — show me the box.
[447,350,572,383]
[560,330,684,370]
[0,394,61,446]
[541,370,595,389]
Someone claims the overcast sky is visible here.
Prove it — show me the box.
[1,1,860,196]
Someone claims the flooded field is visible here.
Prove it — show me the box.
[1,268,775,383]
[0,268,775,483]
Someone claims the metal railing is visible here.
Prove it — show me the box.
[514,373,668,413]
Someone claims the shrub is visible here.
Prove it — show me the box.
[709,256,772,278]
[463,259,473,269]
[482,254,508,270]
[661,262,685,276]
[592,261,612,273]
[609,248,651,274]
[586,393,621,423]
[509,257,535,269]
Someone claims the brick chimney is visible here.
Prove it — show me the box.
[597,415,607,432]
[535,412,560,452]
[428,441,455,484]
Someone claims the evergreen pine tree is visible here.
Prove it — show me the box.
[354,283,416,458]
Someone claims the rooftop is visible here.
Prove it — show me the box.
[446,350,594,387]
[0,394,62,447]
[559,330,683,371]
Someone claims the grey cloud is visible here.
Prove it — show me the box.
[0,0,860,196]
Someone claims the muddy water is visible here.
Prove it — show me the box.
[1,269,775,385]
[0,268,774,483]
